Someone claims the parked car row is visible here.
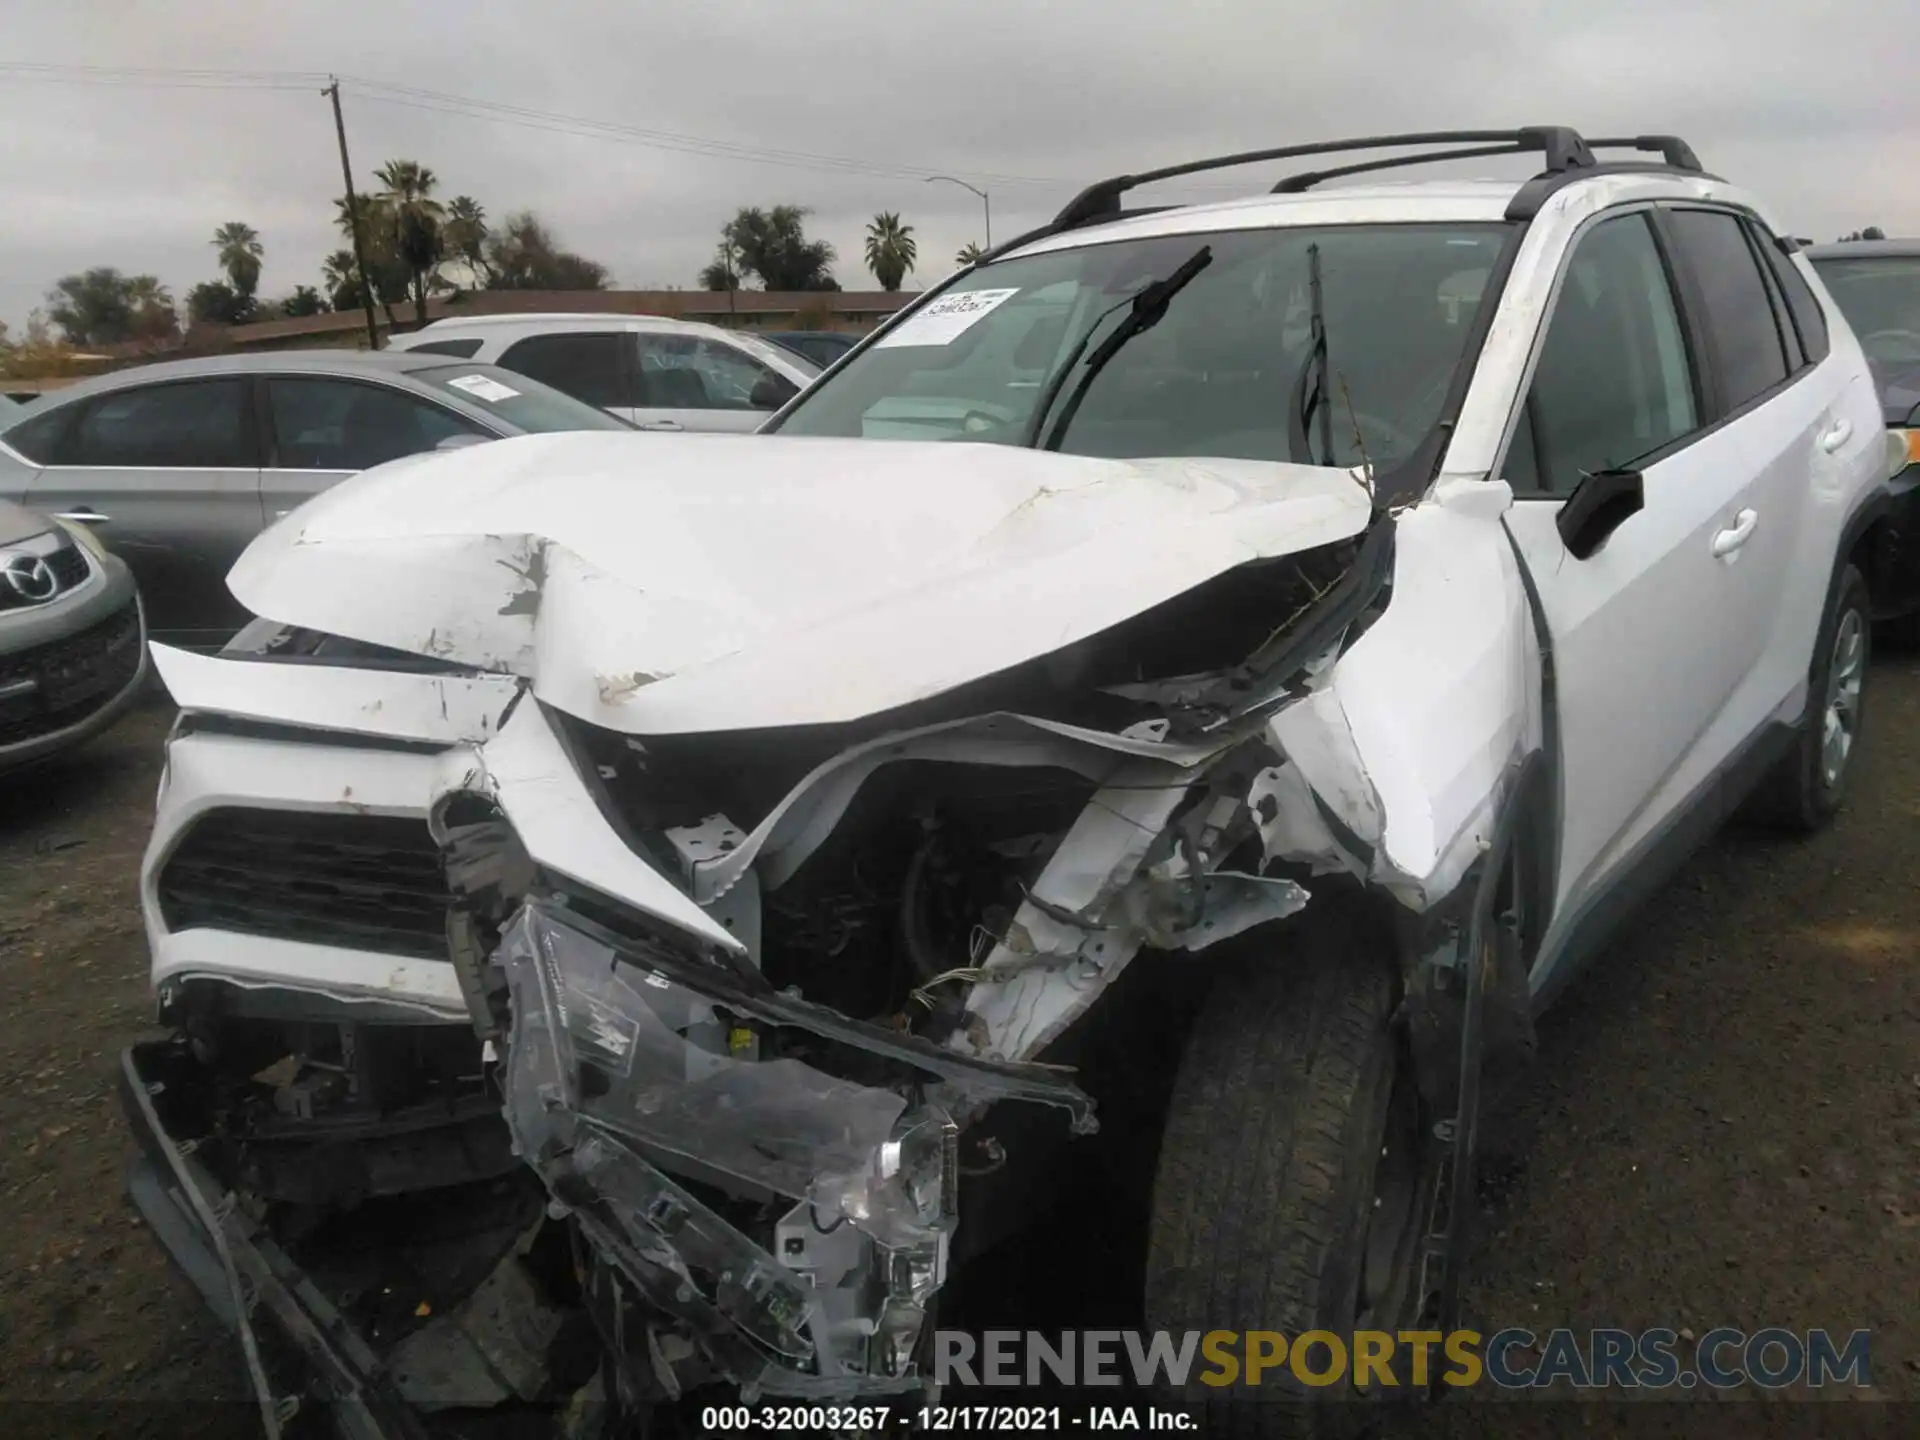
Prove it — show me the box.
[109,124,1920,1438]
[384,312,822,431]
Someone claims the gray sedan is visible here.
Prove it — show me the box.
[1,495,148,772]
[0,351,629,649]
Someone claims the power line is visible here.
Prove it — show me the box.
[0,60,1249,199]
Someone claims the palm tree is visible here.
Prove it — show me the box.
[211,222,264,300]
[374,159,446,327]
[125,275,179,342]
[864,213,917,292]
[956,241,987,267]
[442,195,489,287]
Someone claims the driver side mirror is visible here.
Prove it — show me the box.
[750,376,797,410]
[1556,467,1644,560]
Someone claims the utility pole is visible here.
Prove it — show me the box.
[324,77,381,351]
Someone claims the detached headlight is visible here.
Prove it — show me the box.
[55,517,107,561]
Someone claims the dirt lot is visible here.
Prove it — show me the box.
[1,655,1916,1437]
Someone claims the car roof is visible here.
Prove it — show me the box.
[410,312,723,336]
[24,349,469,406]
[1804,239,1920,261]
[1000,172,1775,260]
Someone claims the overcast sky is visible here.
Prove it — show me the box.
[3,0,1915,331]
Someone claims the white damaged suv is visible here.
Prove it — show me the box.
[123,130,1903,1435]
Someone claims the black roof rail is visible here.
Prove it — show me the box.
[1054,128,1597,227]
[1585,135,1702,171]
[1271,143,1531,193]
[960,128,1708,269]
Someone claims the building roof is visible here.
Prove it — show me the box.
[143,288,920,356]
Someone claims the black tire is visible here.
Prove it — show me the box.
[1144,905,1430,1439]
[1742,563,1871,833]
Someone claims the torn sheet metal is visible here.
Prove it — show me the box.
[227,431,1372,735]
[437,698,746,955]
[1257,489,1541,908]
[961,760,1199,1062]
[686,711,1237,908]
[149,642,524,746]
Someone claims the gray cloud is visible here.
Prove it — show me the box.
[2,0,1915,329]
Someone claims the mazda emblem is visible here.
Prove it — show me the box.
[1,551,60,603]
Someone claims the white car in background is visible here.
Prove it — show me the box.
[385,312,819,432]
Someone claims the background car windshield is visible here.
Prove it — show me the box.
[773,222,1509,467]
[1809,257,1920,369]
[412,363,632,432]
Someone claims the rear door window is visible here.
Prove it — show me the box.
[266,377,485,470]
[61,379,255,468]
[1664,208,1792,413]
[497,333,631,410]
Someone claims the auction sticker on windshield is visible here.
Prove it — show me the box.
[876,288,1021,348]
[445,373,522,403]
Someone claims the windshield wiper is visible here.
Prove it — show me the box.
[1023,244,1214,451]
[1287,241,1335,466]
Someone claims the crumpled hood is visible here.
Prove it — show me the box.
[229,431,1373,734]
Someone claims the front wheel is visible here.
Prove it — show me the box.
[1743,563,1871,832]
[1144,906,1434,1439]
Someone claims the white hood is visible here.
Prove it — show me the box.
[230,431,1372,735]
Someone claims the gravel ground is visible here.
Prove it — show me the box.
[1,650,1916,1437]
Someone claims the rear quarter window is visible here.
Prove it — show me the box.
[402,337,484,359]
[1,403,75,464]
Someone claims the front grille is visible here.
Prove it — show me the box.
[157,809,450,960]
[0,600,142,747]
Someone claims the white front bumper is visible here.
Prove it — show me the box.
[142,728,467,1021]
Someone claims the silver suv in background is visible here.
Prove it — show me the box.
[385,312,819,431]
[0,351,629,649]
[1806,240,1920,633]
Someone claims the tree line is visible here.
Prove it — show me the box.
[19,170,995,350]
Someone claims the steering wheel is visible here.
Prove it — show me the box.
[1862,329,1920,364]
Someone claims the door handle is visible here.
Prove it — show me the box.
[1712,508,1759,559]
[1819,418,1853,453]
[637,420,684,432]
[56,507,110,524]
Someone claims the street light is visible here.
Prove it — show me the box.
[925,175,991,250]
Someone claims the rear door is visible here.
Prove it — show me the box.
[24,377,261,646]
[258,375,491,525]
[494,332,636,423]
[1663,209,1882,726]
[1500,210,1768,926]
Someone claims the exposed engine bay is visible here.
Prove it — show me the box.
[125,436,1545,1435]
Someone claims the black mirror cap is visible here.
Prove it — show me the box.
[1556,467,1645,560]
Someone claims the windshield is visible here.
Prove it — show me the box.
[1810,257,1920,369]
[772,222,1510,468]
[412,363,633,432]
